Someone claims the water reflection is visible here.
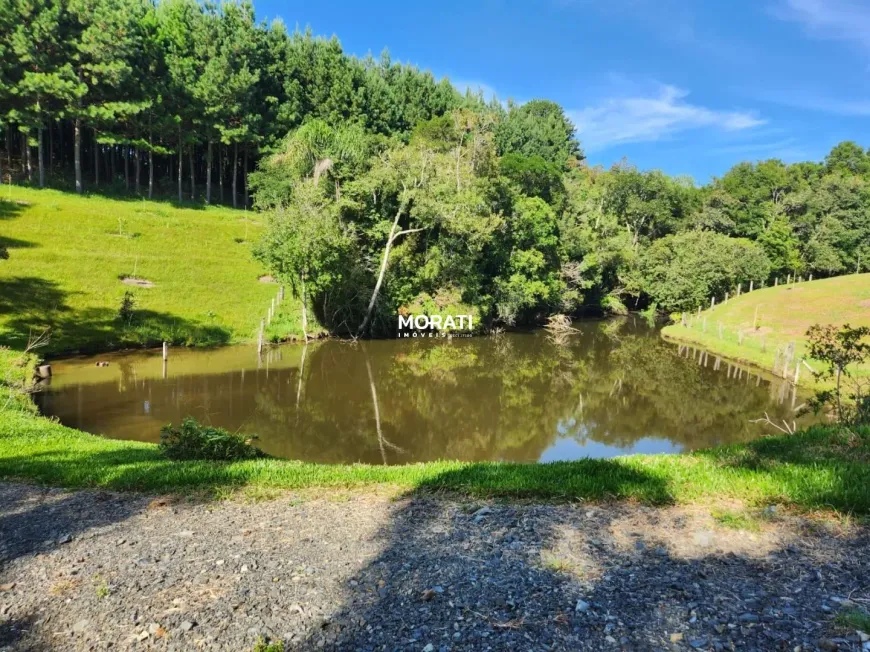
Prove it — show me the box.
[36,319,814,464]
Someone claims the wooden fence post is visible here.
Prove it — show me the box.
[781,342,795,379]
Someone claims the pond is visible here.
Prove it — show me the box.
[35,319,814,464]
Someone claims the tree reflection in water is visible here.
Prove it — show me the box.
[38,318,816,464]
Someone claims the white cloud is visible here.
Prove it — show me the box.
[772,0,870,50]
[569,84,765,152]
[754,87,870,115]
[709,138,810,162]
[711,138,797,155]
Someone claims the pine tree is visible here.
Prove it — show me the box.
[66,0,145,193]
[2,0,78,188]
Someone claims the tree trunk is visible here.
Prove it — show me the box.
[93,128,99,187]
[58,120,64,168]
[358,201,408,336]
[110,145,116,184]
[48,121,53,173]
[189,145,195,201]
[74,118,82,193]
[243,146,249,208]
[6,126,12,175]
[218,145,224,204]
[148,126,154,199]
[124,146,129,191]
[24,132,32,182]
[148,149,154,199]
[232,142,238,209]
[206,140,212,205]
[177,125,183,203]
[38,126,45,188]
[134,148,140,194]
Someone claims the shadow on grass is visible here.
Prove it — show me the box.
[0,447,672,503]
[2,426,869,509]
[0,199,25,221]
[0,276,230,353]
[11,178,246,213]
[0,235,37,254]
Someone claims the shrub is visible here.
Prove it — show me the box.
[159,418,266,461]
[0,348,39,414]
[118,291,136,324]
[639,230,771,312]
[806,324,870,426]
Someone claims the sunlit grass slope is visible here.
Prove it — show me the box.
[0,186,306,354]
[662,274,870,385]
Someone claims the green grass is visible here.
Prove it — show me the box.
[711,509,762,532]
[835,606,870,632]
[252,638,284,652]
[662,274,870,387]
[0,186,310,354]
[2,386,870,510]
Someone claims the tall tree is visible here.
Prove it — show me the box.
[158,0,203,202]
[496,99,582,169]
[3,0,78,188]
[66,0,145,193]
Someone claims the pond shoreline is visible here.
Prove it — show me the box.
[35,321,813,464]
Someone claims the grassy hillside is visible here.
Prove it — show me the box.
[0,186,308,355]
[662,274,870,385]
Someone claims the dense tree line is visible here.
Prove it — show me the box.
[2,1,868,332]
[254,109,870,334]
[0,0,470,205]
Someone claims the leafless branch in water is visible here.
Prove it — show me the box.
[750,412,797,435]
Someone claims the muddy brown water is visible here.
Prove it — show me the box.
[35,319,814,464]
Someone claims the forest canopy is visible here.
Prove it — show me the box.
[2,0,869,335]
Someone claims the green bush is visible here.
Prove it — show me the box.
[639,230,771,312]
[159,418,266,461]
[0,348,38,415]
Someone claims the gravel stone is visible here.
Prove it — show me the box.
[0,482,868,650]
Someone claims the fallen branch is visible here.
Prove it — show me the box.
[750,412,797,435]
[544,314,578,333]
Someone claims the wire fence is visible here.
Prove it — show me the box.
[675,274,823,385]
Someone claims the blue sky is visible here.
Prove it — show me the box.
[255,0,869,182]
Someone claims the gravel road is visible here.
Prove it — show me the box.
[1,482,869,651]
